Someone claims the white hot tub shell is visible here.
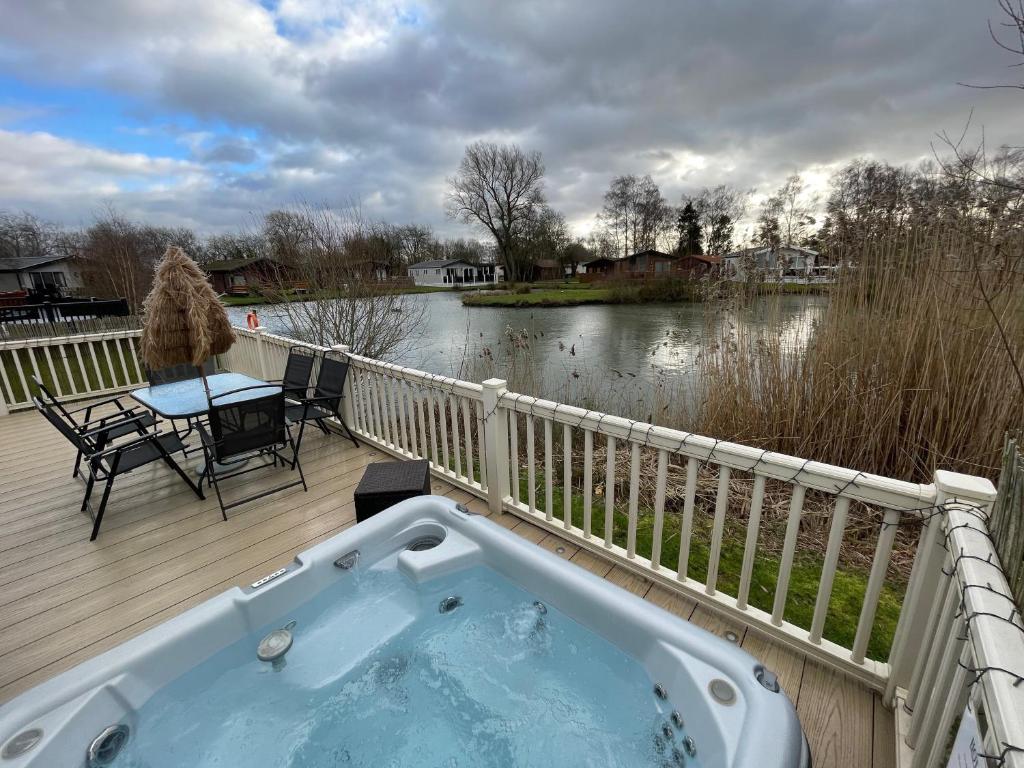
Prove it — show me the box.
[0,496,810,767]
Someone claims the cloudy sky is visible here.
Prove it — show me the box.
[0,0,1022,239]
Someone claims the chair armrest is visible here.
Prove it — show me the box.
[81,413,152,438]
[76,408,148,430]
[68,396,127,415]
[89,428,167,459]
[196,422,214,447]
[299,394,343,405]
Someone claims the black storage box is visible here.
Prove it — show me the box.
[353,459,431,523]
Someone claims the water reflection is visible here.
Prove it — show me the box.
[227,292,826,407]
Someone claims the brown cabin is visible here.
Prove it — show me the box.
[617,249,676,276]
[583,251,721,282]
[675,253,721,278]
[580,257,618,282]
[204,257,304,296]
[530,259,564,281]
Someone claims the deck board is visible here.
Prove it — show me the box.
[0,407,892,765]
[797,662,875,767]
[873,694,898,768]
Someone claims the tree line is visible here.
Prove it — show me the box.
[446,138,1023,281]
[0,206,493,312]
[3,141,1020,311]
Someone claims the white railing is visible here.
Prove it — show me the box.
[495,389,933,688]
[4,326,1023,766]
[221,328,489,497]
[0,330,146,414]
[898,473,1024,768]
[346,354,489,496]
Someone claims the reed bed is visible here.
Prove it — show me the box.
[696,227,1024,483]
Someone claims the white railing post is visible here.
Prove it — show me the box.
[904,471,1000,759]
[254,327,268,380]
[0,377,8,417]
[884,502,946,704]
[481,378,509,514]
[332,344,355,430]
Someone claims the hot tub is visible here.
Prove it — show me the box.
[0,496,810,768]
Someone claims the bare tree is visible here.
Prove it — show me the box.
[78,207,198,311]
[446,142,546,281]
[598,174,672,256]
[756,194,783,249]
[0,212,58,261]
[262,203,425,360]
[203,232,269,264]
[935,2,1024,214]
[633,176,673,252]
[690,185,749,254]
[776,173,818,245]
[960,0,1024,91]
[586,230,619,260]
[597,174,637,256]
[516,205,571,271]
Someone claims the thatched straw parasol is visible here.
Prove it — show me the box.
[139,246,235,376]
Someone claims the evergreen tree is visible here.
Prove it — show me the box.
[676,201,703,255]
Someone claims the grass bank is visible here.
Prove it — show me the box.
[462,286,615,307]
[461,278,711,307]
[461,277,819,307]
[517,470,902,661]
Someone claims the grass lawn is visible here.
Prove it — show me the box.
[516,472,902,661]
[462,286,615,307]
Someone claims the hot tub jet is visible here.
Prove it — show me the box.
[257,621,296,671]
[438,596,463,614]
[86,724,129,767]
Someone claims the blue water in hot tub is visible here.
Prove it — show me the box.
[113,560,700,767]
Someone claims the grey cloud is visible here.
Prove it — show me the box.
[0,0,1022,235]
[197,140,258,165]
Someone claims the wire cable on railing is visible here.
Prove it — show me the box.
[469,378,933,513]
[925,497,1024,768]
[973,743,1024,768]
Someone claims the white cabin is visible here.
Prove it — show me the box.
[722,245,830,283]
[408,259,504,287]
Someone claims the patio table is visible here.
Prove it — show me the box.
[131,372,282,475]
[131,372,280,419]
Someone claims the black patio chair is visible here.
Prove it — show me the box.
[267,346,317,402]
[144,359,216,452]
[197,386,307,519]
[32,396,202,541]
[145,359,216,385]
[285,356,359,463]
[30,374,157,478]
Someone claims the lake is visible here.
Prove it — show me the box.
[227,292,826,408]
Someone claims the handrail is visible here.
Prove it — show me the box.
[0,328,141,350]
[501,391,935,513]
[0,328,145,412]
[900,472,1023,768]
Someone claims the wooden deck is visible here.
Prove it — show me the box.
[0,407,894,767]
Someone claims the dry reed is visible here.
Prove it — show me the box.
[696,227,1024,483]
